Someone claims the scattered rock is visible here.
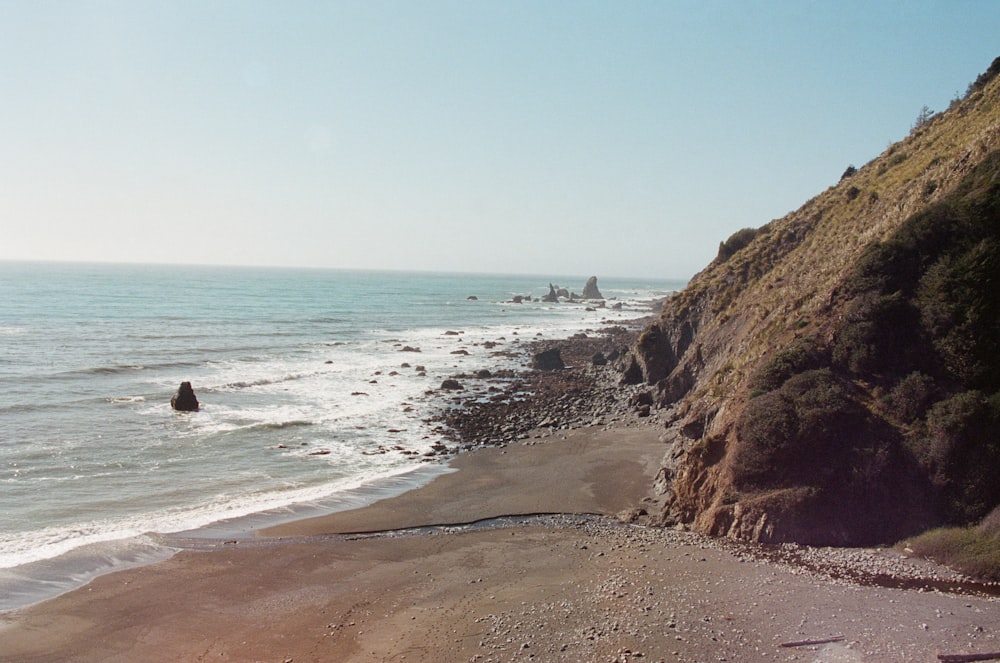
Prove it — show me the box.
[592,352,608,366]
[400,346,421,353]
[632,391,654,407]
[170,381,199,412]
[441,379,465,391]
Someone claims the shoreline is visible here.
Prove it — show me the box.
[0,309,652,614]
[4,422,1000,662]
[4,310,1000,661]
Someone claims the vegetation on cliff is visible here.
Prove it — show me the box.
[631,56,1000,549]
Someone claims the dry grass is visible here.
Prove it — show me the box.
[902,508,1000,581]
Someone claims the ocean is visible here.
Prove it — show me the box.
[0,262,682,610]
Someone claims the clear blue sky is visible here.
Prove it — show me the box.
[1,1,997,279]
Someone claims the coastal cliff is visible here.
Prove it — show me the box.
[629,57,1000,546]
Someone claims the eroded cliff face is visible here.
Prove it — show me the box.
[630,57,1000,546]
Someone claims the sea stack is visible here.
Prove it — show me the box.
[170,381,200,412]
[581,276,603,300]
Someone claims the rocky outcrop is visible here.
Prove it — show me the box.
[170,381,199,411]
[632,56,1000,546]
[542,285,559,303]
[532,348,565,371]
[581,276,603,300]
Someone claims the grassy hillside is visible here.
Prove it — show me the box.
[629,56,1000,547]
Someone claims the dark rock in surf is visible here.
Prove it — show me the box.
[440,379,464,391]
[542,284,559,303]
[532,348,565,371]
[170,381,200,412]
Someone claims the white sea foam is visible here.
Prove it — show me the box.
[0,265,684,609]
[0,463,429,570]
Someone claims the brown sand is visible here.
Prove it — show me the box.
[1,426,998,663]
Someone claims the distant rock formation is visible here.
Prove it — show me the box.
[542,285,559,303]
[581,276,603,300]
[170,381,199,412]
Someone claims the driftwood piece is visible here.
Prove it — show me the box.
[937,653,1000,662]
[780,636,845,648]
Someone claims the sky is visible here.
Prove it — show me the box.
[1,1,998,279]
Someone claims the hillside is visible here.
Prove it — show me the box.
[625,56,1000,546]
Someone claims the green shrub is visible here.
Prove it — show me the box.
[733,392,798,486]
[747,338,825,394]
[887,372,937,423]
[717,227,760,262]
[918,238,1000,390]
[733,369,868,490]
[966,55,1000,97]
[832,292,920,376]
[925,390,1000,522]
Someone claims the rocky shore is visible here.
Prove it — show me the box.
[3,308,1000,662]
[424,319,1000,601]
[428,320,655,452]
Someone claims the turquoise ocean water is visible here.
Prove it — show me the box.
[0,262,683,609]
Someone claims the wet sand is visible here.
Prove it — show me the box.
[2,425,999,662]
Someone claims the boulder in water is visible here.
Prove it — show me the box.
[532,348,565,371]
[170,381,200,412]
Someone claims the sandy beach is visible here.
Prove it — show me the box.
[2,424,999,662]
